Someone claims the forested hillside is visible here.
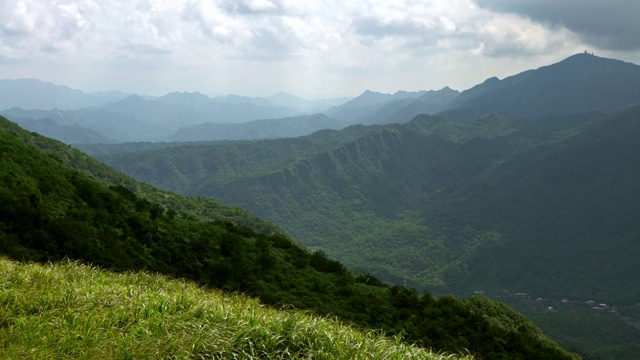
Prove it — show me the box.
[97,109,640,358]
[100,109,640,300]
[0,115,577,359]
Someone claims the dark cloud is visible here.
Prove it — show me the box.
[474,0,640,51]
[352,17,447,50]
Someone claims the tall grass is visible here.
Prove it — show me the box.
[0,258,471,359]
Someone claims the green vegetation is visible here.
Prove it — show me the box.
[0,115,578,359]
[0,258,463,359]
[94,108,640,358]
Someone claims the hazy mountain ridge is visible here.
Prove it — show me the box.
[0,79,132,110]
[0,107,170,142]
[266,92,351,112]
[444,53,640,122]
[0,81,357,143]
[6,117,112,144]
[5,53,640,145]
[324,88,458,124]
[167,113,348,141]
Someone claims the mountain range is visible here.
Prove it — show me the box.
[95,108,640,302]
[5,53,640,145]
[0,83,352,143]
[76,53,640,359]
[94,107,640,359]
[4,53,640,357]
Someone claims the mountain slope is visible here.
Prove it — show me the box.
[103,93,301,128]
[443,53,640,122]
[167,114,347,141]
[0,79,129,110]
[1,107,172,143]
[7,117,113,144]
[0,115,577,359]
[99,108,640,303]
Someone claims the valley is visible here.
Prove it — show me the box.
[3,52,640,359]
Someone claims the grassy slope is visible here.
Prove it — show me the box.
[0,258,464,360]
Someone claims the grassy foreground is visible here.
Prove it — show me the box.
[0,258,471,360]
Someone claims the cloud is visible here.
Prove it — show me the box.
[219,0,284,15]
[1,0,634,97]
[347,1,573,60]
[473,0,640,51]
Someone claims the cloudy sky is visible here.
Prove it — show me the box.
[1,0,639,98]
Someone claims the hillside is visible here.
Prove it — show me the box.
[0,78,129,110]
[325,88,458,125]
[100,109,640,303]
[0,115,577,359]
[0,258,462,360]
[1,107,171,143]
[443,53,640,122]
[167,114,347,142]
[97,109,640,358]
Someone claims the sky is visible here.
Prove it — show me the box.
[1,0,639,98]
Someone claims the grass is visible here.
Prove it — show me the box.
[0,258,472,359]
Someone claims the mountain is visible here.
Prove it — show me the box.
[0,115,578,359]
[0,78,130,110]
[266,92,351,112]
[103,93,302,128]
[108,109,640,302]
[97,108,640,358]
[5,117,112,144]
[355,87,461,125]
[325,88,458,125]
[212,94,278,107]
[167,114,347,141]
[158,91,216,108]
[0,107,172,143]
[443,53,640,123]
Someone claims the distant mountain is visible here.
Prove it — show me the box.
[266,92,351,113]
[157,91,216,108]
[354,87,460,125]
[7,117,113,144]
[103,93,301,127]
[325,88,457,124]
[0,79,131,110]
[167,114,347,141]
[443,53,640,122]
[0,107,171,143]
[212,94,277,107]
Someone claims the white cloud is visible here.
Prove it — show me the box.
[0,0,637,96]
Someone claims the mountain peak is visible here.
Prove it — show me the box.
[446,53,640,122]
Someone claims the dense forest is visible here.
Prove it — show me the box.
[95,109,640,302]
[93,108,640,358]
[0,115,578,359]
